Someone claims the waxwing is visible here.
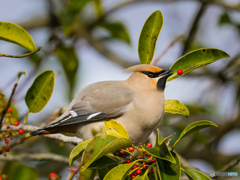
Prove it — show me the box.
[30,64,173,143]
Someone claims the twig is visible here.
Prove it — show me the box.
[14,41,59,98]
[0,152,80,167]
[1,125,83,145]
[177,153,198,170]
[151,35,184,65]
[218,156,240,172]
[0,76,21,128]
[181,2,208,56]
[166,138,172,146]
[0,47,42,58]
[68,163,81,180]
[78,29,135,68]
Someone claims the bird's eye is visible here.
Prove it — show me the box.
[148,73,154,78]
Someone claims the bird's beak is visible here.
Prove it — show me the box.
[158,69,173,79]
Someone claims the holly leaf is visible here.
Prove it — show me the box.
[0,22,37,51]
[168,48,230,81]
[172,120,218,150]
[138,10,163,64]
[104,119,129,139]
[165,99,189,116]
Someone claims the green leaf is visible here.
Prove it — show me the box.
[55,45,79,100]
[98,164,117,180]
[157,151,181,180]
[0,22,37,51]
[69,139,90,166]
[182,168,211,180]
[79,169,97,180]
[94,0,104,17]
[97,21,131,44]
[25,70,54,114]
[25,70,55,113]
[81,135,132,171]
[88,155,119,169]
[138,10,163,64]
[168,48,230,81]
[164,99,190,116]
[103,160,141,180]
[156,129,175,146]
[104,119,129,139]
[17,71,27,79]
[6,163,39,180]
[142,143,176,164]
[60,0,91,36]
[218,12,232,26]
[172,120,218,150]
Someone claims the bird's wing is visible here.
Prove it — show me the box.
[48,82,133,127]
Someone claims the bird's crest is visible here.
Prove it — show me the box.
[124,64,162,73]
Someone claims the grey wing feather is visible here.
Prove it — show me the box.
[48,81,133,127]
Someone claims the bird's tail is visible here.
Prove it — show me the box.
[27,128,49,137]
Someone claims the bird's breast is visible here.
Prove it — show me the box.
[117,91,165,143]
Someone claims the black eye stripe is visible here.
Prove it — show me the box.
[142,70,166,78]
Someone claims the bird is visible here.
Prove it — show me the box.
[30,64,173,143]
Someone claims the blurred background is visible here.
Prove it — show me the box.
[0,0,240,179]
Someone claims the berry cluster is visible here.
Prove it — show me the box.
[119,143,156,179]
[0,109,25,154]
[0,173,7,180]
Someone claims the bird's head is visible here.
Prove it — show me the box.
[124,64,173,91]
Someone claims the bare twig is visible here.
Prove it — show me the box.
[218,156,240,172]
[151,35,184,65]
[68,163,81,180]
[0,75,22,128]
[181,2,208,56]
[1,125,83,145]
[0,47,42,58]
[177,153,198,170]
[77,30,135,68]
[0,152,80,166]
[14,41,59,98]
[166,138,172,146]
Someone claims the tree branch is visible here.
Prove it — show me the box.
[1,125,83,145]
[0,47,42,58]
[77,30,136,68]
[219,156,240,172]
[0,152,80,167]
[181,2,208,56]
[151,35,184,65]
[177,153,198,170]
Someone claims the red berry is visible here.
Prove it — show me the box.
[120,150,125,155]
[125,159,131,163]
[151,159,156,162]
[146,143,152,148]
[133,172,137,176]
[177,69,183,75]
[131,174,136,179]
[49,172,56,179]
[18,128,24,135]
[129,147,134,152]
[70,168,76,173]
[8,109,13,113]
[151,169,154,174]
[132,165,138,169]
[5,139,9,144]
[136,169,142,175]
[6,125,10,129]
[0,177,2,180]
[5,146,10,151]
[14,121,19,126]
[142,164,148,170]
